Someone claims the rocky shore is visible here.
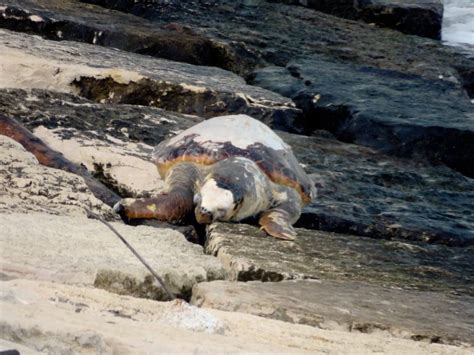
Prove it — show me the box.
[0,0,473,353]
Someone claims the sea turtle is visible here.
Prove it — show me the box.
[115,114,316,240]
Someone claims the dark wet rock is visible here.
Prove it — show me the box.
[0,89,203,199]
[268,0,358,20]
[72,76,299,132]
[250,59,474,177]
[270,0,443,39]
[0,89,200,146]
[192,279,474,346]
[356,0,443,39]
[78,0,472,89]
[0,29,299,131]
[0,0,259,74]
[455,63,474,98]
[3,0,473,101]
[2,89,472,247]
[281,132,474,247]
[205,223,474,295]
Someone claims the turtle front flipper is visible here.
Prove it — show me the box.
[115,162,200,223]
[259,185,302,240]
[115,190,193,223]
[259,210,297,240]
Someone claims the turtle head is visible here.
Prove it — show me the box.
[194,172,244,224]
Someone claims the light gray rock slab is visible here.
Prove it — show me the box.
[0,280,472,355]
[32,126,167,198]
[3,279,468,354]
[0,339,41,355]
[0,135,114,220]
[0,0,262,75]
[0,28,299,128]
[0,212,226,300]
[205,223,474,296]
[191,279,474,346]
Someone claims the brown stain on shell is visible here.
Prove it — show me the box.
[156,153,312,205]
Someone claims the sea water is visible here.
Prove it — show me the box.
[442,0,474,57]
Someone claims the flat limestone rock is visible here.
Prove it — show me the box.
[191,279,474,346]
[0,212,226,299]
[0,339,41,355]
[33,126,167,198]
[205,223,474,296]
[0,135,114,219]
[3,279,468,354]
[0,28,298,130]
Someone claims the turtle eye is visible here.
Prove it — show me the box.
[233,197,243,211]
[193,194,202,205]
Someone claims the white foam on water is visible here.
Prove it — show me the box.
[442,0,474,55]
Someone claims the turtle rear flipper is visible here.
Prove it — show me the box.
[259,185,302,241]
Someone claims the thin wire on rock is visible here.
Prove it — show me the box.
[85,208,176,301]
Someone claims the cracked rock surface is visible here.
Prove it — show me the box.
[4,279,470,354]
[76,0,472,86]
[199,222,473,346]
[1,212,226,300]
[0,135,113,219]
[0,0,260,74]
[191,279,474,346]
[205,223,474,296]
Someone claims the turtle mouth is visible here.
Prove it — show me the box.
[195,207,213,224]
